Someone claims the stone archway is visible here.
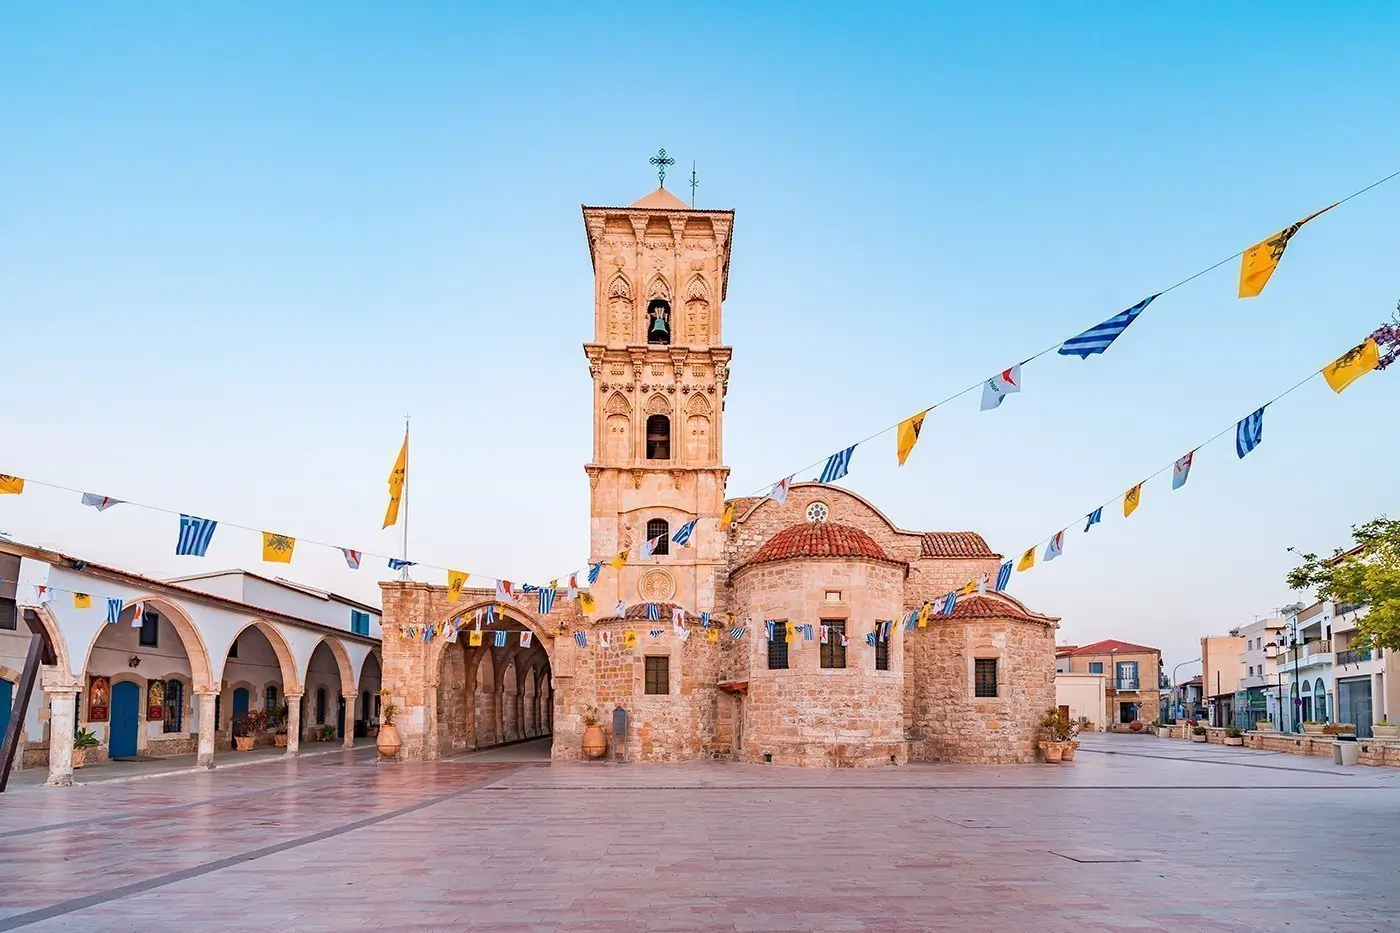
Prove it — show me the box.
[304,637,356,747]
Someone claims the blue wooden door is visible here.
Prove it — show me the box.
[232,687,250,735]
[110,681,140,758]
[0,678,14,739]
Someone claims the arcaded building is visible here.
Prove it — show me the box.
[379,183,1058,767]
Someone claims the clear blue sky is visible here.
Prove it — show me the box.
[2,3,1397,675]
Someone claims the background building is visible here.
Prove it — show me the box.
[1055,639,1161,729]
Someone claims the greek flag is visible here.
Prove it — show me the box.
[1236,407,1265,459]
[880,620,892,640]
[700,611,711,628]
[649,629,664,638]
[494,630,507,647]
[105,597,123,625]
[800,624,814,641]
[1058,295,1157,359]
[941,592,957,615]
[1084,507,1102,532]
[672,519,698,547]
[818,445,855,484]
[538,588,556,615]
[729,625,746,640]
[176,515,218,557]
[520,583,539,593]
[483,604,496,625]
[572,630,587,648]
[587,561,603,585]
[904,613,918,632]
[388,558,415,571]
[646,603,660,622]
[765,620,776,642]
[865,631,877,647]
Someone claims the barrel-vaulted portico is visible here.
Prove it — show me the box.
[0,542,381,787]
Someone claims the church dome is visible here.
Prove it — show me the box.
[629,187,690,210]
[748,523,892,566]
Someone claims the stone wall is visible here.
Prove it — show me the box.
[905,615,1056,763]
[730,556,906,767]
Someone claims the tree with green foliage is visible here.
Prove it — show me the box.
[1287,517,1400,650]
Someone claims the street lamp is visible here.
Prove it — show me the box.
[1172,657,1201,723]
[1266,616,1303,734]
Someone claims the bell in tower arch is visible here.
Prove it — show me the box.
[647,299,672,345]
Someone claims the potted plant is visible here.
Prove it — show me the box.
[72,727,99,768]
[377,700,401,759]
[581,704,607,759]
[1154,718,1171,739]
[1223,725,1244,746]
[1128,718,1144,733]
[316,724,337,743]
[1255,719,1276,732]
[1076,716,1092,734]
[1191,725,1208,743]
[1373,718,1400,739]
[1302,721,1326,735]
[233,709,270,751]
[270,705,289,747]
[1038,707,1074,763]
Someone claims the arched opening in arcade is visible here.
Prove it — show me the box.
[303,637,355,746]
[218,620,299,752]
[355,649,382,740]
[434,607,552,758]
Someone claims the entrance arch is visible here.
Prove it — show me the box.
[304,637,355,743]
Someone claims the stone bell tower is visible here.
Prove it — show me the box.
[581,181,734,617]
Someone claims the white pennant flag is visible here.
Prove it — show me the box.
[980,365,1022,411]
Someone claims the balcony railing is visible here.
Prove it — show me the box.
[1336,647,1372,666]
[1115,679,1140,692]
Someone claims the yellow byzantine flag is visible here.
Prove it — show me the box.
[624,630,638,649]
[74,593,92,609]
[1123,482,1143,518]
[1239,204,1336,298]
[962,580,977,597]
[720,502,735,529]
[579,592,596,613]
[1017,547,1036,572]
[785,621,796,643]
[1323,338,1380,394]
[707,628,720,643]
[468,630,483,647]
[261,532,296,563]
[896,409,929,467]
[382,431,408,529]
[610,550,629,570]
[0,474,23,495]
[917,602,930,628]
[447,569,469,602]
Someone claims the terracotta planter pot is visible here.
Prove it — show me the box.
[274,734,288,748]
[1156,727,1171,738]
[1129,720,1144,732]
[1061,741,1078,761]
[1224,736,1244,746]
[377,723,401,759]
[1255,721,1276,732]
[1039,741,1064,763]
[1191,733,1208,743]
[1303,723,1326,735]
[1372,724,1400,739]
[72,748,88,769]
[582,724,607,759]
[234,736,256,751]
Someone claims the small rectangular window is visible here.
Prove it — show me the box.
[766,628,789,670]
[644,656,669,695]
[139,611,159,648]
[163,680,184,733]
[350,610,371,636]
[824,591,841,602]
[875,633,890,672]
[265,686,278,711]
[1088,661,1103,675]
[0,597,17,630]
[820,621,846,669]
[974,658,998,698]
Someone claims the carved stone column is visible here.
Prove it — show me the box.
[196,690,217,769]
[44,687,79,787]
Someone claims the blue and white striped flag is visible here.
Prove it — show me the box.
[672,519,698,547]
[538,588,556,615]
[572,630,587,648]
[940,592,957,615]
[865,631,878,647]
[388,558,415,571]
[818,445,855,484]
[1058,295,1157,359]
[700,611,711,628]
[1236,407,1265,459]
[105,597,124,625]
[483,604,496,625]
[880,620,892,640]
[765,620,777,642]
[800,623,814,641]
[646,603,660,622]
[494,630,507,647]
[649,629,664,638]
[1084,507,1103,532]
[904,613,918,632]
[729,625,746,640]
[995,561,1012,591]
[176,515,218,557]
[587,561,603,585]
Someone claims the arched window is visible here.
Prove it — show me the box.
[265,685,277,712]
[646,299,671,345]
[646,518,670,555]
[1315,677,1328,721]
[646,414,671,460]
[315,686,327,725]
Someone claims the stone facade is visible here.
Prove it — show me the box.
[376,185,1061,768]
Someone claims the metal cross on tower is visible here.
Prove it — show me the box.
[689,161,698,208]
[649,148,676,188]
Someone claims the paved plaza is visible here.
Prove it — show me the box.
[1,733,1397,932]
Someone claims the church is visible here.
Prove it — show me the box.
[378,182,1059,767]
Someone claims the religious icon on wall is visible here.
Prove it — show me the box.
[146,679,165,721]
[88,675,110,722]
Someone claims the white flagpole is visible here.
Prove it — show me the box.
[400,414,410,580]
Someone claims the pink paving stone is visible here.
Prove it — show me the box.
[0,734,1397,932]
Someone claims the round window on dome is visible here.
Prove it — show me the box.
[805,501,829,524]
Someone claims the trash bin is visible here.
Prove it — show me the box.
[1333,735,1359,766]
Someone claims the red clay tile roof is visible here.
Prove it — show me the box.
[748,523,895,566]
[1055,644,1079,657]
[1071,638,1160,656]
[943,594,1055,624]
[920,532,996,559]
